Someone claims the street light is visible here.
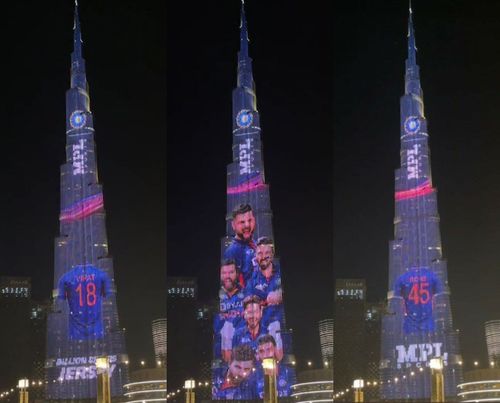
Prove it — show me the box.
[184,379,195,403]
[430,357,444,402]
[96,356,111,403]
[353,379,364,403]
[17,379,29,403]
[262,358,278,403]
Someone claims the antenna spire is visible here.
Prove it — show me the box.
[73,0,83,59]
[407,0,417,67]
[239,0,249,58]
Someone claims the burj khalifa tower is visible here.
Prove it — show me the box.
[380,5,463,401]
[212,2,296,400]
[45,3,129,400]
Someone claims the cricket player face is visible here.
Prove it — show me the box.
[229,359,254,383]
[256,244,274,270]
[220,264,237,292]
[244,302,262,329]
[232,211,255,241]
[256,341,276,361]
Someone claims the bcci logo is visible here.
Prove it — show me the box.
[69,110,87,129]
[404,116,420,135]
[236,109,253,128]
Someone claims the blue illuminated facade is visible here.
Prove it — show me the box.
[45,3,129,400]
[380,5,462,400]
[212,2,296,399]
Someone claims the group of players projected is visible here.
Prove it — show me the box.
[212,204,295,399]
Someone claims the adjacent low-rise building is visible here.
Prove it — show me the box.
[457,368,500,402]
[124,368,167,403]
[291,369,333,403]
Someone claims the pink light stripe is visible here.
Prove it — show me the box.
[60,193,104,222]
[395,180,434,201]
[227,176,267,195]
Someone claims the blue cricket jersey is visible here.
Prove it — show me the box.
[249,263,284,326]
[57,264,111,340]
[394,267,443,334]
[232,324,268,354]
[223,238,256,287]
[213,287,246,358]
[256,363,296,398]
[212,365,257,400]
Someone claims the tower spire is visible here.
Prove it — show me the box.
[71,0,87,90]
[239,0,249,58]
[407,0,417,68]
[237,0,253,89]
[405,1,421,96]
[73,0,82,61]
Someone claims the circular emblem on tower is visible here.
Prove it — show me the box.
[69,110,86,129]
[404,116,421,135]
[236,109,253,128]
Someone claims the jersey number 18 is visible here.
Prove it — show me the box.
[76,282,97,307]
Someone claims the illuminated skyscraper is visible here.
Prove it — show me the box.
[166,277,197,390]
[318,319,333,368]
[334,279,366,393]
[212,2,295,399]
[45,3,128,400]
[0,277,32,389]
[152,318,166,367]
[485,320,500,367]
[380,5,462,400]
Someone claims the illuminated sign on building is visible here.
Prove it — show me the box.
[336,288,364,299]
[406,144,421,179]
[239,138,254,174]
[167,277,197,299]
[335,279,366,300]
[55,355,118,381]
[72,138,88,175]
[395,343,448,369]
[0,277,31,298]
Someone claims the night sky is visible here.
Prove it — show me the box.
[1,0,499,386]
[4,0,166,368]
